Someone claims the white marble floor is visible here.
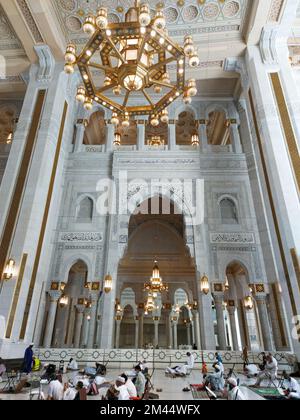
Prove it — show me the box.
[0,368,270,401]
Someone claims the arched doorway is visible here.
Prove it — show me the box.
[52,260,89,348]
[116,196,197,349]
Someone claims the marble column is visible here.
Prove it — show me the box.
[74,120,86,152]
[154,319,160,348]
[198,291,216,350]
[106,123,114,152]
[43,291,61,348]
[191,321,195,346]
[168,317,173,349]
[186,323,191,346]
[256,295,274,351]
[192,310,201,350]
[74,305,85,348]
[229,123,243,153]
[168,122,176,150]
[135,317,139,349]
[227,305,239,351]
[138,312,144,349]
[173,321,178,349]
[87,294,99,348]
[214,295,227,350]
[115,319,122,349]
[199,121,208,151]
[80,308,91,348]
[137,122,145,150]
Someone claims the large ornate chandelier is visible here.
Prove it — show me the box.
[144,260,168,296]
[64,0,199,126]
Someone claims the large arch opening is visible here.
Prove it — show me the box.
[116,196,197,349]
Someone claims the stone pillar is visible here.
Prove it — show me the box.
[173,321,178,349]
[74,305,85,348]
[237,300,250,349]
[137,122,145,150]
[74,120,86,152]
[154,318,160,348]
[106,123,114,152]
[198,292,216,350]
[0,47,73,346]
[256,295,274,351]
[135,317,139,349]
[168,122,176,150]
[186,323,191,346]
[214,295,227,350]
[192,310,201,350]
[191,321,195,346]
[229,122,243,153]
[199,120,208,151]
[115,319,122,349]
[80,308,91,348]
[43,291,61,348]
[138,310,144,349]
[87,294,99,348]
[227,304,239,351]
[168,316,173,349]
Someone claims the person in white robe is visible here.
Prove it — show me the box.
[254,353,278,387]
[204,365,225,391]
[115,376,130,400]
[282,372,300,400]
[165,352,195,377]
[226,378,247,400]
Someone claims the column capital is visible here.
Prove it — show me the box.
[76,304,86,313]
[48,291,61,302]
[34,44,55,84]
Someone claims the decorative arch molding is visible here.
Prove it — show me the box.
[220,256,256,285]
[174,104,198,120]
[204,103,230,120]
[61,254,93,284]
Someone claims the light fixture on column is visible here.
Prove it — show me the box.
[6,132,13,144]
[191,133,200,147]
[145,292,155,314]
[3,259,15,280]
[59,295,69,307]
[200,274,210,295]
[113,132,121,147]
[224,276,229,292]
[147,136,164,147]
[244,295,254,311]
[104,274,112,293]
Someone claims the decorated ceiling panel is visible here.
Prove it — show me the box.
[52,0,249,44]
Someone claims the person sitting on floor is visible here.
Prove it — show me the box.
[134,365,146,398]
[121,373,137,398]
[0,357,6,381]
[253,353,278,388]
[226,378,247,400]
[47,374,64,400]
[281,371,300,400]
[258,352,267,371]
[165,352,195,377]
[74,381,87,401]
[115,376,130,400]
[67,358,78,371]
[204,364,225,392]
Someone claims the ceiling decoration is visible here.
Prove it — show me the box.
[53,0,248,44]
[0,5,25,51]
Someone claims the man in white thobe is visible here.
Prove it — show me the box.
[115,376,130,400]
[282,372,300,400]
[254,353,278,387]
[227,378,247,400]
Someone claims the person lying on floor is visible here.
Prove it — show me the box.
[203,364,225,392]
[165,352,195,377]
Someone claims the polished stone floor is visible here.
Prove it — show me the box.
[0,368,272,401]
